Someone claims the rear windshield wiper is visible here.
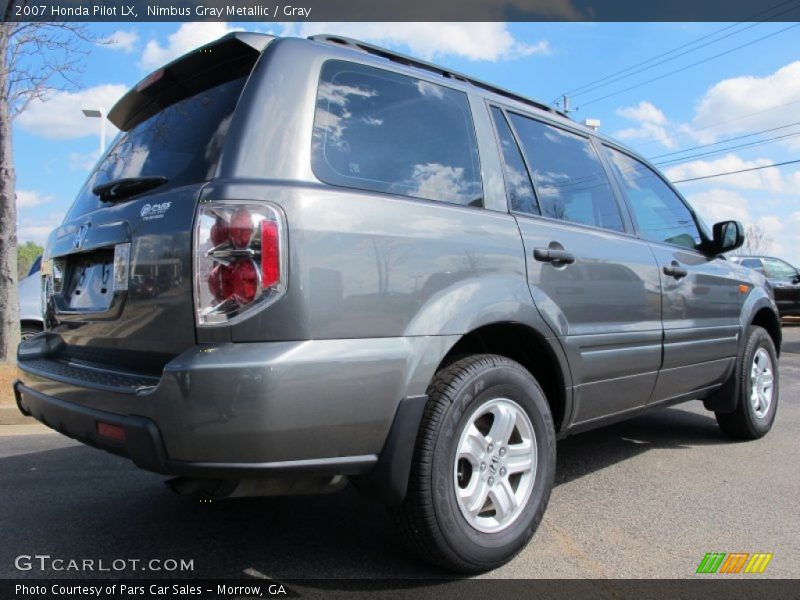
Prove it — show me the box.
[92,176,168,203]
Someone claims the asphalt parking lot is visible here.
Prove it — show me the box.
[1,326,798,580]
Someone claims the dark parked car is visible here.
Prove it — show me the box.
[730,255,800,317]
[13,33,781,572]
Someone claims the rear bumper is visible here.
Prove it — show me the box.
[13,334,444,501]
[14,379,377,478]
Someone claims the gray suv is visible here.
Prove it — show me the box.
[13,33,782,572]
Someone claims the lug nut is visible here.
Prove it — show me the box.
[499,447,506,457]
[500,467,507,477]
[488,477,495,486]
[480,462,486,471]
[487,444,494,453]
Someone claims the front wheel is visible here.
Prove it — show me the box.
[393,354,555,573]
[715,326,779,439]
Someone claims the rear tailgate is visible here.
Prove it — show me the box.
[43,185,200,374]
[38,33,274,376]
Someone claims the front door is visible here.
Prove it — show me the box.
[602,146,742,403]
[762,257,800,317]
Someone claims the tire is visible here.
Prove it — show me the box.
[715,326,779,440]
[393,354,555,573]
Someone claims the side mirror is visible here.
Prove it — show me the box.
[712,220,744,254]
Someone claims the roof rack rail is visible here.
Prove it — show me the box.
[307,34,568,119]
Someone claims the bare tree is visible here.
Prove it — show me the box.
[732,224,773,257]
[0,17,97,363]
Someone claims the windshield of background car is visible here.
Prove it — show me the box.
[763,258,798,280]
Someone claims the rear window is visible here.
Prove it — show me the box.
[508,113,624,233]
[66,76,247,219]
[312,60,483,207]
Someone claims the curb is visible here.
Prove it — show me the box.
[0,405,33,426]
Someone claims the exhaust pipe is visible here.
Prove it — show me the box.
[165,475,347,499]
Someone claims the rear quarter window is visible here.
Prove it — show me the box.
[312,60,483,207]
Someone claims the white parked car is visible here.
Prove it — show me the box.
[18,255,43,339]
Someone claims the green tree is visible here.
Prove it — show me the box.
[16,240,42,280]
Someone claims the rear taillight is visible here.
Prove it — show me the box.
[194,201,286,326]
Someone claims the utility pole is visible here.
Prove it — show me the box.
[556,94,576,115]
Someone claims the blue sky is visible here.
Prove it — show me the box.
[12,21,800,264]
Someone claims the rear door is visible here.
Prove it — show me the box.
[490,107,663,424]
[602,145,742,403]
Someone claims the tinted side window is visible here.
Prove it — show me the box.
[605,147,701,250]
[490,107,538,214]
[508,113,624,232]
[312,61,482,207]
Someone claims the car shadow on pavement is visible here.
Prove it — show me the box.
[554,405,728,486]
[781,340,800,354]
[0,405,730,581]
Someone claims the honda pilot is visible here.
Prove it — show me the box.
[13,33,782,572]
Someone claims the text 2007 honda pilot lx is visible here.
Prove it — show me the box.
[14,33,781,572]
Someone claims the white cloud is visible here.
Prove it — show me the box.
[613,101,676,149]
[140,23,241,70]
[665,154,799,193]
[617,101,667,125]
[16,190,54,208]
[68,150,101,172]
[284,23,551,62]
[16,84,126,140]
[100,30,139,54]
[683,189,800,263]
[690,61,800,147]
[687,188,751,226]
[17,212,65,245]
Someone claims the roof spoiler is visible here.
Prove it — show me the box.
[108,32,274,131]
[308,34,568,119]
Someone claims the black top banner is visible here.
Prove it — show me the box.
[3,0,800,22]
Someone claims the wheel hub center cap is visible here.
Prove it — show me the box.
[489,455,500,474]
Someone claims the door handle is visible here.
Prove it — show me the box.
[534,247,575,265]
[663,262,688,279]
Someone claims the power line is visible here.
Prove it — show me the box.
[630,97,800,151]
[671,158,800,183]
[647,120,800,160]
[577,23,800,109]
[568,6,800,100]
[653,130,800,166]
[559,22,746,100]
[557,0,800,104]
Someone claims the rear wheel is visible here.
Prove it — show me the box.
[393,354,555,573]
[715,326,779,439]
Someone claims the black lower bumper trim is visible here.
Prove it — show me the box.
[12,380,376,479]
[14,380,168,473]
